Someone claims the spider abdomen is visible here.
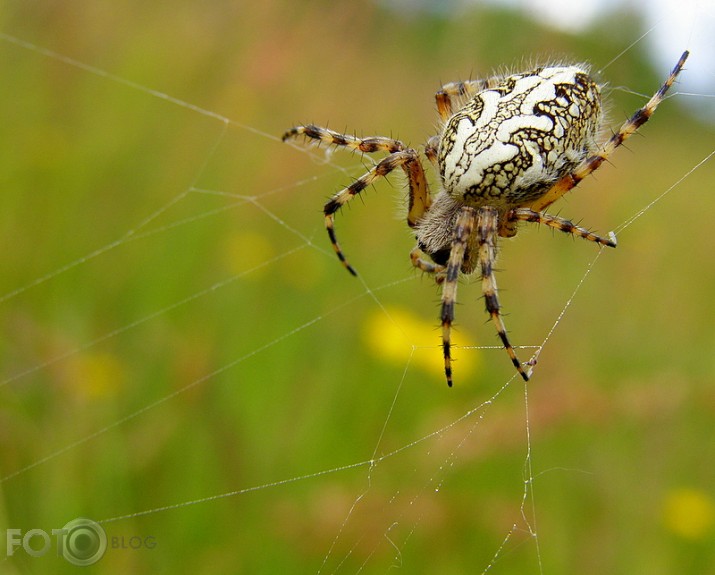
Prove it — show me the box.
[438,65,602,209]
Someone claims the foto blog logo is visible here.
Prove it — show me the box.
[6,517,107,566]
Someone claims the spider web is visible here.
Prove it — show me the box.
[1,3,714,574]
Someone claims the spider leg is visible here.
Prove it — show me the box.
[410,247,446,279]
[440,206,529,386]
[424,135,440,168]
[509,208,617,247]
[435,79,493,121]
[284,124,433,273]
[323,150,426,275]
[403,151,432,228]
[440,206,476,387]
[528,50,689,213]
[282,124,404,154]
[476,207,530,382]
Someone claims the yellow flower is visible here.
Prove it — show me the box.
[362,306,479,384]
[662,487,715,540]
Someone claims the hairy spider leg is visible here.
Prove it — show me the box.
[508,209,618,247]
[282,124,405,154]
[435,79,494,120]
[476,207,530,382]
[441,206,529,386]
[322,150,425,274]
[410,246,446,276]
[439,206,474,387]
[528,50,689,214]
[283,125,431,274]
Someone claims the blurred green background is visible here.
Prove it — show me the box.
[0,1,713,573]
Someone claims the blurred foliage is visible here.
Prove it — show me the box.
[0,1,713,573]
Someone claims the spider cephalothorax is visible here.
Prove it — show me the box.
[283,51,688,386]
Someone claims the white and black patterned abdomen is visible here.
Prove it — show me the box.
[438,66,602,208]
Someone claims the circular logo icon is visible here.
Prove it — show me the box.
[60,518,107,566]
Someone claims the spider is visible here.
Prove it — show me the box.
[283,51,688,386]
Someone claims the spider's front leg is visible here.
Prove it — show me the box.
[322,149,430,275]
[439,206,530,386]
[282,124,405,154]
[283,124,432,276]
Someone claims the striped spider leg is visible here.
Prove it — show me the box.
[436,206,530,384]
[281,125,431,276]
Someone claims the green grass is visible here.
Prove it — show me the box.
[0,2,713,573]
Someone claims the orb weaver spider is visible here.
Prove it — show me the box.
[283,51,688,386]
